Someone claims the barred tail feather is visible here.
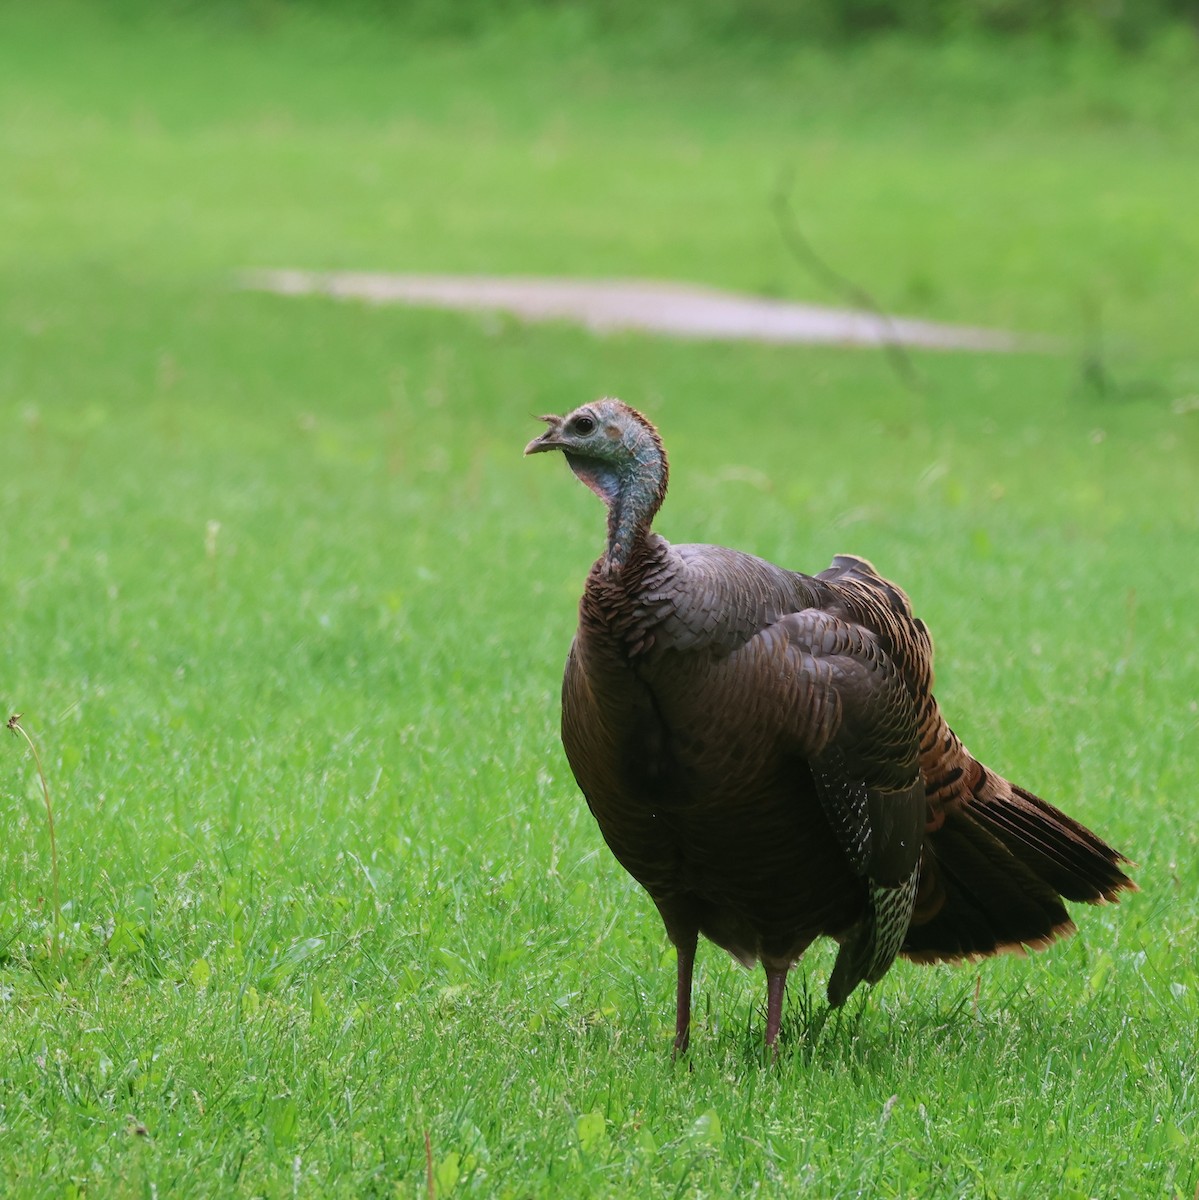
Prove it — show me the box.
[902,769,1134,966]
[971,780,1133,903]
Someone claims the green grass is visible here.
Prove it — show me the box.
[2,5,1198,1196]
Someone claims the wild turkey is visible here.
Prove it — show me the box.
[525,399,1134,1051]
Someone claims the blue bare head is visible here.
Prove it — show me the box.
[525,399,669,568]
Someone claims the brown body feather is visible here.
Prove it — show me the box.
[528,401,1134,1050]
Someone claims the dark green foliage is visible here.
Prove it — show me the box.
[73,0,1199,47]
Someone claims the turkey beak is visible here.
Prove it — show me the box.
[524,415,565,455]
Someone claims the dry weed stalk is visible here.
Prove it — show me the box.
[7,713,61,958]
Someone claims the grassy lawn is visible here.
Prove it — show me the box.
[2,5,1197,1196]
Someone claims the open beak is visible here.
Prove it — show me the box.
[524,415,565,456]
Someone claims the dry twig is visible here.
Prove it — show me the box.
[8,713,61,959]
[772,167,925,394]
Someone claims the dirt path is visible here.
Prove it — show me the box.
[240,270,1035,352]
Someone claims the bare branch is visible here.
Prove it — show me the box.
[771,167,925,394]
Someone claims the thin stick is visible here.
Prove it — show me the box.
[771,167,925,394]
[424,1128,435,1200]
[7,714,60,960]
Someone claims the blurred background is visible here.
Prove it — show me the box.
[2,2,1198,1195]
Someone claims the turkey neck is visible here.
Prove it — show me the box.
[604,486,656,573]
[566,444,667,575]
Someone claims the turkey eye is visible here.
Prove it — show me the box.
[574,415,596,435]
